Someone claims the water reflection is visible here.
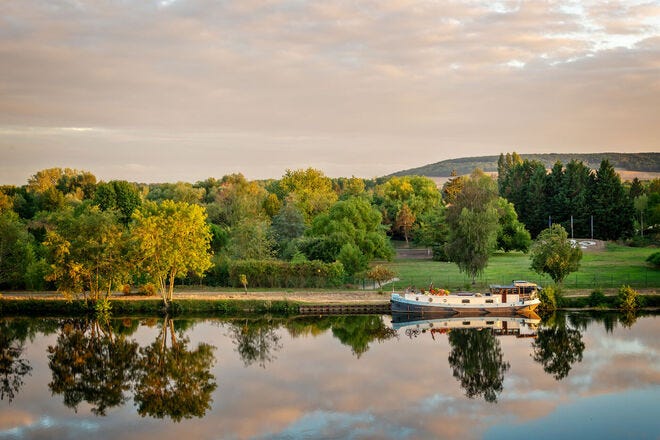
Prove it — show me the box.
[47,316,217,422]
[0,320,33,403]
[0,312,657,439]
[47,319,138,415]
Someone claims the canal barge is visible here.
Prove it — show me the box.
[390,280,541,315]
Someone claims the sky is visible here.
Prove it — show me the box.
[1,0,659,185]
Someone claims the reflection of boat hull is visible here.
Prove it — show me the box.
[390,293,540,315]
[391,314,540,337]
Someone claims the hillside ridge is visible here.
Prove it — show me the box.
[390,152,660,177]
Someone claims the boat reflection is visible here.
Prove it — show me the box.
[392,312,541,339]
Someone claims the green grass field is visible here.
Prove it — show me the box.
[385,243,660,292]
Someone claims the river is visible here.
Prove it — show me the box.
[0,312,658,439]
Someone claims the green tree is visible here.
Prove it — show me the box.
[337,243,368,276]
[228,218,275,260]
[445,170,500,284]
[592,159,634,240]
[94,180,142,225]
[44,205,129,300]
[280,168,338,223]
[496,198,531,252]
[448,328,510,403]
[529,224,582,285]
[307,197,394,268]
[414,207,449,261]
[270,201,306,255]
[0,212,35,289]
[375,175,442,236]
[131,201,212,306]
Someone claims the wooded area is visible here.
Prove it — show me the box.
[0,154,656,296]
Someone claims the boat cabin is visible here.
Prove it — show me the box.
[489,281,539,302]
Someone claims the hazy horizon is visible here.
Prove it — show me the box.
[2,1,659,185]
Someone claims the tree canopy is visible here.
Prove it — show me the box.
[529,224,582,284]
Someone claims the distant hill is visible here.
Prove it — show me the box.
[390,152,660,177]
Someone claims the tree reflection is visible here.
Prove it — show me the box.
[532,319,585,381]
[330,316,397,358]
[0,320,33,404]
[134,316,217,422]
[47,319,139,415]
[447,329,510,403]
[228,318,282,368]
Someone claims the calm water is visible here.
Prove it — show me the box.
[0,312,658,440]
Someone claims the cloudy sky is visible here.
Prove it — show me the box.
[1,0,659,184]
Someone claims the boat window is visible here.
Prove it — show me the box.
[486,321,495,325]
[485,299,494,304]
[462,321,471,326]
[461,299,470,304]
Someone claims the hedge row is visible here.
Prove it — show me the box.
[227,259,345,288]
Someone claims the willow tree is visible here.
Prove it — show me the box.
[445,169,500,284]
[131,200,212,306]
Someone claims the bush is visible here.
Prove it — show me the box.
[588,289,608,308]
[617,285,638,311]
[538,285,560,312]
[645,251,660,268]
[366,265,396,288]
[122,284,132,295]
[139,282,157,296]
[227,259,345,288]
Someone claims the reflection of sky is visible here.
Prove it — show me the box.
[485,388,660,440]
[0,315,658,439]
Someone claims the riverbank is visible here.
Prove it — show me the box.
[1,289,659,316]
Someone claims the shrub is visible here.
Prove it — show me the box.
[227,259,345,288]
[617,285,638,312]
[122,284,132,295]
[645,251,660,268]
[139,282,157,296]
[588,289,608,308]
[538,285,560,312]
[366,265,396,288]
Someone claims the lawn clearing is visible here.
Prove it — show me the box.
[385,243,660,292]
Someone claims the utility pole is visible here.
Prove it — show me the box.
[571,215,574,239]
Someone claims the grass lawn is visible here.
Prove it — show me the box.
[385,243,660,292]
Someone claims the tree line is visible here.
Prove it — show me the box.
[0,157,651,296]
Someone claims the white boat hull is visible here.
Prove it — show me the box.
[390,292,540,315]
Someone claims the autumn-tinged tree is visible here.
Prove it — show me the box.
[445,169,500,284]
[395,203,416,244]
[131,200,212,306]
[44,205,129,300]
[529,224,582,285]
[366,265,396,288]
[442,170,466,205]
